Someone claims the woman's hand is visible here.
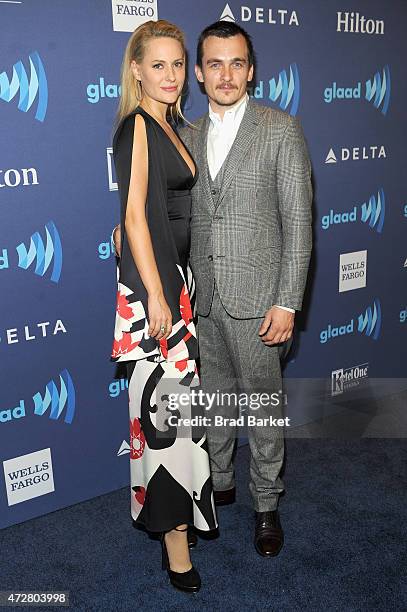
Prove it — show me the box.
[148,293,172,341]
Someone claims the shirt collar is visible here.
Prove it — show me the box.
[208,93,249,126]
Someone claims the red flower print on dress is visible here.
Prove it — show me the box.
[159,338,168,358]
[112,333,140,358]
[117,291,134,320]
[133,486,146,506]
[175,359,188,372]
[130,417,146,459]
[180,285,193,325]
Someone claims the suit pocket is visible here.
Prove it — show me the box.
[249,246,281,269]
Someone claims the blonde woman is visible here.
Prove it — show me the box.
[111,20,217,592]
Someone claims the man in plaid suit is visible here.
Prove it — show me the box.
[180,21,312,557]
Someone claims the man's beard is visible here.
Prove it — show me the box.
[212,88,242,106]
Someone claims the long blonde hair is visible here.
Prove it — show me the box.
[116,20,187,126]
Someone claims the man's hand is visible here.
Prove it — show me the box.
[258,306,294,345]
[113,224,121,257]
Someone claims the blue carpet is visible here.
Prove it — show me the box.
[1,439,406,611]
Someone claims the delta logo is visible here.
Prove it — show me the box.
[0,221,62,283]
[0,369,76,425]
[0,318,67,346]
[220,3,299,26]
[321,188,385,233]
[319,299,382,344]
[324,145,386,164]
[324,65,391,115]
[0,51,48,122]
[251,63,300,116]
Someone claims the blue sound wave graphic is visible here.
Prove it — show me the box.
[269,63,300,116]
[361,188,385,233]
[357,299,381,340]
[16,221,62,283]
[0,51,48,121]
[33,370,75,424]
[365,65,391,116]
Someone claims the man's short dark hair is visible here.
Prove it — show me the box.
[196,21,255,68]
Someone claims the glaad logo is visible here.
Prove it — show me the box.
[98,235,116,261]
[0,167,38,189]
[400,308,407,324]
[319,299,381,344]
[325,145,386,164]
[109,378,128,398]
[220,3,299,26]
[0,369,75,425]
[0,51,48,122]
[404,204,407,218]
[361,189,385,232]
[0,221,63,283]
[33,369,75,424]
[324,66,391,115]
[337,12,385,35]
[252,64,300,116]
[87,78,121,104]
[365,67,391,115]
[321,189,385,233]
[357,299,382,339]
[331,363,369,396]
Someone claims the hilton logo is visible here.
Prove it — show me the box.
[0,167,38,189]
[336,12,384,35]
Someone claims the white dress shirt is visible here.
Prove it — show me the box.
[207,95,295,314]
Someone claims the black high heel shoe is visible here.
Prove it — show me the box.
[161,526,201,593]
[188,527,198,548]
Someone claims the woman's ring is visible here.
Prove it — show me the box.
[160,325,166,334]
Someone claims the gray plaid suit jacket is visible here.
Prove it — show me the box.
[180,99,313,318]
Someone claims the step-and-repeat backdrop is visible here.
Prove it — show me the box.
[1,0,406,528]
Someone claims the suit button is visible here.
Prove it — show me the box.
[211,189,218,195]
[208,255,213,261]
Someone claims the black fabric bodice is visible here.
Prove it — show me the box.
[111,107,199,363]
[147,115,198,277]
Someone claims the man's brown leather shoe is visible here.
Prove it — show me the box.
[213,487,236,506]
[254,510,284,557]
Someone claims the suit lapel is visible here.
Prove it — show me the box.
[193,114,213,210]
[216,100,262,207]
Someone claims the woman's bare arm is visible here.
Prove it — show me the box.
[124,114,172,340]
